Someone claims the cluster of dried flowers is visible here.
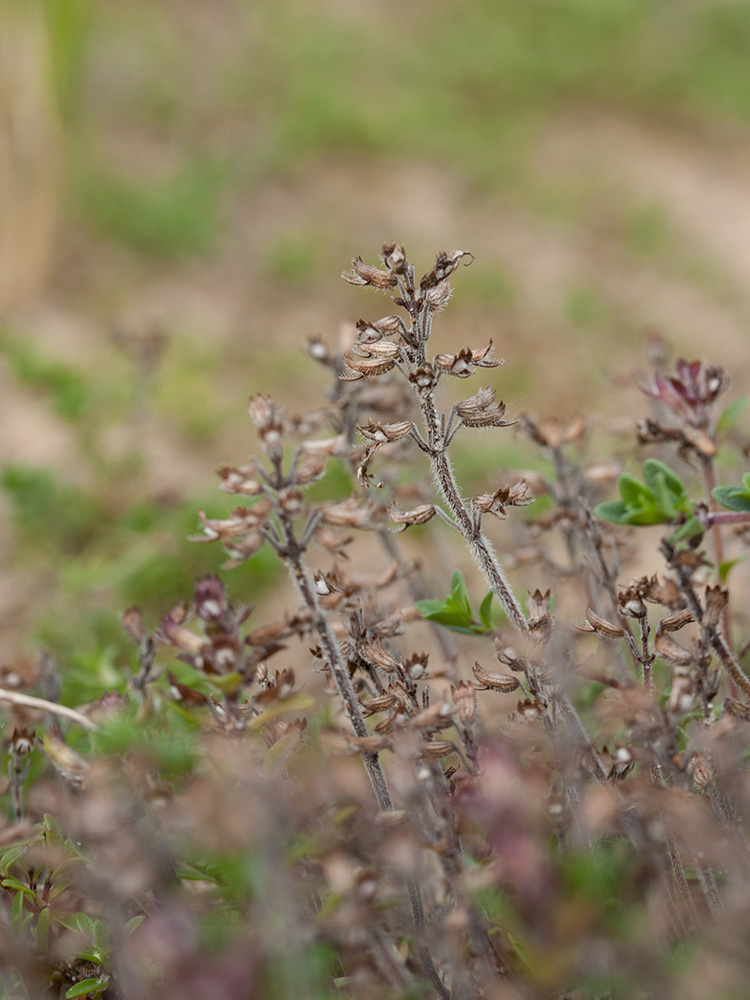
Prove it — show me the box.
[2,246,750,999]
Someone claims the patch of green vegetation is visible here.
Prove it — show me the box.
[623,202,673,260]
[154,337,228,442]
[0,333,92,422]
[1,464,106,553]
[459,262,517,309]
[264,232,323,287]
[74,157,228,259]
[563,284,613,329]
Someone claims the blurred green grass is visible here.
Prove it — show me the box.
[7,0,750,698]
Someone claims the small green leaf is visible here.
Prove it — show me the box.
[669,516,704,542]
[0,845,28,874]
[593,500,631,524]
[712,484,750,512]
[479,590,494,630]
[10,889,24,925]
[248,693,315,730]
[449,570,472,618]
[125,914,145,934]
[617,473,653,507]
[414,599,448,617]
[719,556,746,583]
[65,977,109,998]
[2,877,37,899]
[263,730,303,777]
[717,396,748,434]
[36,905,51,950]
[643,459,689,508]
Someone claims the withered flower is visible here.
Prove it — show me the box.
[341,355,397,380]
[218,461,265,496]
[408,365,437,393]
[641,358,728,429]
[577,607,625,639]
[704,585,729,629]
[317,496,384,530]
[419,250,474,290]
[455,386,514,428]
[355,315,407,343]
[387,502,436,530]
[524,414,588,450]
[451,681,477,722]
[381,242,407,274]
[342,255,398,289]
[473,481,534,519]
[472,661,520,693]
[667,667,695,714]
[357,418,413,444]
[654,628,693,667]
[359,639,402,673]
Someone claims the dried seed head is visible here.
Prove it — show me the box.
[318,496,383,530]
[408,364,437,393]
[659,609,694,632]
[404,652,429,680]
[381,242,407,273]
[358,419,413,443]
[305,334,330,363]
[451,681,477,722]
[688,752,715,790]
[343,255,398,289]
[472,661,521,693]
[342,355,397,379]
[121,606,145,643]
[579,607,625,639]
[654,628,693,666]
[194,575,228,622]
[668,667,695,714]
[419,250,474,290]
[359,639,402,673]
[494,641,528,672]
[418,740,456,763]
[527,589,552,620]
[424,278,453,311]
[704,585,729,629]
[387,502,436,530]
[9,726,36,757]
[218,461,265,496]
[473,481,534,519]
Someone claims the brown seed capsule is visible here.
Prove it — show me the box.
[472,661,521,693]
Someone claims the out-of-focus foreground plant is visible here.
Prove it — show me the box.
[2,247,750,999]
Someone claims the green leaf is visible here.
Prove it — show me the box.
[449,570,472,619]
[10,889,24,925]
[712,484,750,512]
[248,693,315,730]
[65,978,109,998]
[643,459,688,506]
[414,599,448,617]
[616,473,653,507]
[36,905,51,950]
[0,845,29,874]
[263,730,303,777]
[479,590,494,630]
[592,500,631,524]
[719,556,746,583]
[717,396,748,434]
[2,877,38,899]
[669,516,704,542]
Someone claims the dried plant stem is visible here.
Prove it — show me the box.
[420,399,529,638]
[280,528,450,999]
[700,455,732,644]
[661,541,750,700]
[0,688,97,730]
